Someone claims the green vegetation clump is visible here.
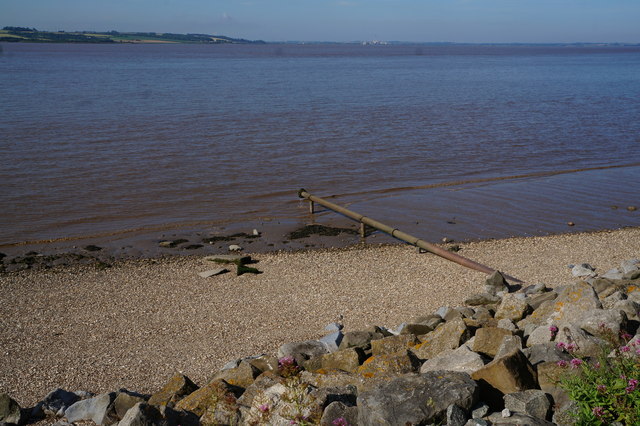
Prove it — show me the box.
[287,224,358,240]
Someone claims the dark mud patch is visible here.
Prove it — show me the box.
[202,232,260,244]
[287,224,358,240]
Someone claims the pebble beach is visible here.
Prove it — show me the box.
[1,226,640,407]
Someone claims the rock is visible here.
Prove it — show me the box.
[602,269,625,280]
[147,373,199,407]
[526,291,557,311]
[420,344,485,375]
[495,335,523,359]
[447,403,468,426]
[319,331,343,352]
[235,371,285,417]
[613,299,640,320]
[412,317,470,360]
[486,411,555,425]
[536,361,572,409]
[320,401,358,426]
[370,334,418,356]
[197,268,228,278]
[526,325,554,347]
[554,323,607,358]
[623,269,640,280]
[465,293,501,306]
[620,259,640,274]
[228,244,242,251]
[0,393,22,425]
[309,385,357,411]
[471,349,538,409]
[38,388,80,416]
[574,308,628,338]
[64,392,116,425]
[304,347,366,373]
[485,271,510,295]
[497,318,517,332]
[117,402,164,426]
[399,323,435,335]
[277,340,329,365]
[591,277,623,296]
[113,391,147,420]
[213,360,261,389]
[571,264,596,278]
[205,254,252,264]
[472,327,513,358]
[357,371,478,425]
[324,322,342,332]
[471,402,490,418]
[602,290,627,309]
[465,419,489,426]
[174,379,242,417]
[495,293,530,322]
[357,350,421,379]
[524,342,571,366]
[339,329,385,350]
[525,281,601,327]
[504,390,551,420]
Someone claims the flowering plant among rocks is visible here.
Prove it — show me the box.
[554,324,640,425]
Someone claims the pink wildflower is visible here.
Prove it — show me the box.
[258,404,270,413]
[556,360,568,367]
[555,342,566,350]
[597,384,607,392]
[332,418,350,426]
[570,358,582,369]
[621,345,631,353]
[566,343,578,352]
[621,332,632,341]
[592,406,605,418]
[626,379,638,393]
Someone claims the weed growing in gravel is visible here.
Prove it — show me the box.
[554,324,640,425]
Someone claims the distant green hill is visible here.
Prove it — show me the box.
[0,27,264,44]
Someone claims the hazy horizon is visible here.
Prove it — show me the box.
[2,0,639,44]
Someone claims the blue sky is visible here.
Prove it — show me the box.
[2,0,639,43]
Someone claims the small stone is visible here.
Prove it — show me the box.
[0,393,23,425]
[627,206,637,211]
[197,268,228,278]
[252,229,260,236]
[567,221,575,226]
[502,408,511,417]
[228,244,242,251]
[571,263,596,277]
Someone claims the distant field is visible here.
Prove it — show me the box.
[0,27,263,44]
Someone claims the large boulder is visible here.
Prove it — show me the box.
[370,334,418,356]
[147,374,199,407]
[64,392,116,425]
[357,371,478,425]
[277,340,329,365]
[504,390,551,420]
[471,349,538,409]
[420,345,485,375]
[495,293,530,322]
[174,379,242,417]
[37,388,80,417]
[212,360,261,388]
[319,401,358,426]
[357,350,421,379]
[303,347,366,373]
[472,327,513,358]
[411,317,470,360]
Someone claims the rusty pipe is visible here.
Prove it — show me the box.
[298,188,522,283]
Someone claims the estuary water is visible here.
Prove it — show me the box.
[1,43,639,249]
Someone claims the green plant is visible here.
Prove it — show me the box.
[555,324,640,425]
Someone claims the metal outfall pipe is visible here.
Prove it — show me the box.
[298,188,522,283]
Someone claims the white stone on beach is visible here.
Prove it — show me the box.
[198,268,228,278]
[228,244,242,252]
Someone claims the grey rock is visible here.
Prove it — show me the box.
[485,270,510,295]
[277,340,329,364]
[471,402,490,419]
[399,323,435,335]
[601,269,625,280]
[319,331,343,352]
[487,411,555,425]
[574,308,627,338]
[555,324,607,358]
[504,390,551,420]
[602,291,627,309]
[547,281,602,325]
[497,318,517,332]
[324,322,343,332]
[447,404,468,426]
[39,388,80,416]
[524,342,571,366]
[465,293,501,306]
[319,401,358,426]
[571,263,596,277]
[620,259,640,274]
[526,291,557,311]
[117,402,165,426]
[0,393,22,425]
[613,299,640,320]
[465,419,489,426]
[524,283,549,295]
[228,244,242,251]
[436,306,452,319]
[420,344,485,375]
[495,335,523,359]
[65,392,116,425]
[114,391,147,420]
[357,371,478,425]
[339,329,384,350]
[526,325,554,347]
[495,293,530,322]
[309,385,357,410]
[204,254,251,264]
[623,269,640,280]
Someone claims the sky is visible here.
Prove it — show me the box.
[2,0,639,43]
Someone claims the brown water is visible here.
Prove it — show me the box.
[1,43,639,253]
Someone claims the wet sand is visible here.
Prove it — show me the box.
[1,226,639,407]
